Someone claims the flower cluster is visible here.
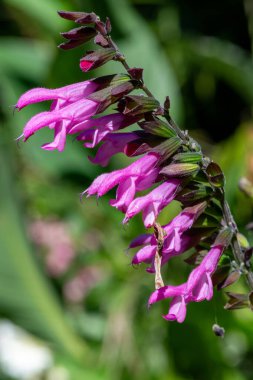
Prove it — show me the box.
[16,10,234,323]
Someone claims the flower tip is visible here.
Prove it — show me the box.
[122,216,129,225]
[80,60,94,72]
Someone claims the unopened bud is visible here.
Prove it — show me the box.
[173,151,202,164]
[58,10,98,23]
[80,48,115,72]
[160,163,199,178]
[119,95,160,116]
[206,162,225,188]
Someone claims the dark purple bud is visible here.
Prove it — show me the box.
[88,81,136,113]
[206,162,225,188]
[218,270,241,290]
[75,13,98,24]
[160,163,199,178]
[80,48,115,72]
[224,292,249,310]
[124,132,163,157]
[60,26,96,41]
[212,265,231,287]
[94,34,109,47]
[92,73,130,88]
[127,67,143,81]
[164,96,170,111]
[58,39,88,50]
[58,10,88,21]
[95,20,107,35]
[119,95,160,116]
[105,17,112,34]
[244,247,253,266]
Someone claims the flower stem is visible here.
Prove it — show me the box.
[107,32,253,294]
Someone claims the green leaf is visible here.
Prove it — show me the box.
[0,149,87,362]
[0,38,53,81]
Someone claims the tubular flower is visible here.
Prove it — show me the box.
[16,74,136,151]
[83,153,160,212]
[88,132,140,166]
[129,202,206,268]
[148,245,224,322]
[123,179,181,228]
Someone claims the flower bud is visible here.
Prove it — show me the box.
[88,81,136,113]
[160,163,199,178]
[94,34,109,47]
[206,162,225,188]
[139,118,176,138]
[80,48,115,72]
[119,95,160,116]
[224,292,249,310]
[173,151,202,164]
[152,137,182,162]
[58,10,98,23]
[59,26,97,50]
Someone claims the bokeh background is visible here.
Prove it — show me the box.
[1,0,253,379]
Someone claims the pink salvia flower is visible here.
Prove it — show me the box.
[70,113,140,135]
[88,132,139,166]
[148,244,224,322]
[21,98,100,151]
[131,232,195,270]
[84,153,160,212]
[162,203,206,253]
[123,179,181,228]
[16,80,100,111]
[186,245,224,301]
[149,284,187,323]
[129,203,205,268]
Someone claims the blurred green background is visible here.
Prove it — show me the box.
[1,0,253,379]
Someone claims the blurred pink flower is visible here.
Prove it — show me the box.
[29,219,75,277]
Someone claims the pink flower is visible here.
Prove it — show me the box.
[162,203,206,253]
[16,79,104,151]
[123,180,181,228]
[20,99,100,151]
[186,245,224,301]
[16,76,135,151]
[149,284,187,323]
[148,244,224,322]
[129,203,205,269]
[88,132,139,166]
[70,113,140,136]
[84,153,160,212]
[16,80,99,111]
[131,232,195,271]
